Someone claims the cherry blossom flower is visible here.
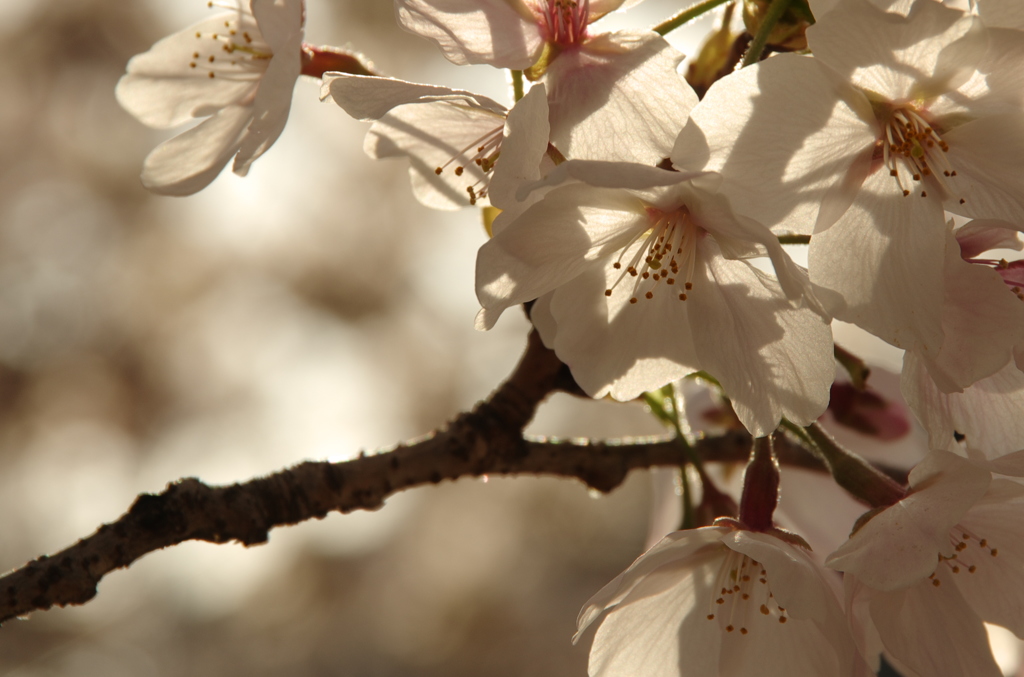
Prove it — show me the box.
[577,525,866,677]
[395,0,697,164]
[475,160,833,436]
[116,0,303,195]
[323,73,513,210]
[827,450,1024,676]
[674,0,1024,389]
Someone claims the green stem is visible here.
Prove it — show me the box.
[834,344,870,390]
[741,0,794,66]
[681,466,696,529]
[510,70,525,102]
[654,0,732,36]
[804,422,906,508]
[777,233,810,245]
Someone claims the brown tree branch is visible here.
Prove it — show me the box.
[0,331,832,625]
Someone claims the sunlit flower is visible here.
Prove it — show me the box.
[675,0,1024,388]
[475,161,833,436]
[396,0,697,164]
[323,73,514,210]
[116,0,304,195]
[827,450,1024,676]
[577,525,864,677]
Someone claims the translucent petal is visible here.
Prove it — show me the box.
[545,31,696,165]
[395,0,543,68]
[140,104,253,196]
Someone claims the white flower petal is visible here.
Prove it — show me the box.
[115,12,261,129]
[673,54,875,235]
[140,104,253,196]
[395,0,543,68]
[916,227,1024,390]
[588,551,722,677]
[953,480,1024,636]
[854,572,1004,677]
[577,527,730,639]
[233,1,302,175]
[808,0,977,102]
[944,113,1024,224]
[322,73,506,121]
[902,353,1024,466]
[808,170,948,356]
[827,450,991,590]
[475,183,643,328]
[488,83,550,220]
[545,31,697,165]
[688,249,833,436]
[979,0,1024,29]
[366,100,507,211]
[956,219,1024,259]
[545,262,698,399]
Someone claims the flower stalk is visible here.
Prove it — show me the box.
[654,0,733,36]
[738,436,779,531]
[803,422,906,508]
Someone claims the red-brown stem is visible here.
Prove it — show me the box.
[300,44,376,79]
[738,436,779,531]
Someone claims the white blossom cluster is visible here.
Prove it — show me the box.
[117,0,1024,674]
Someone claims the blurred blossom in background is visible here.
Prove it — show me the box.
[6,1,1020,676]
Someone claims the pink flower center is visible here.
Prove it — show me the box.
[605,207,702,304]
[191,2,272,81]
[877,104,964,204]
[433,123,504,206]
[539,0,590,48]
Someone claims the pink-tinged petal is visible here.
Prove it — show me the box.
[488,84,550,220]
[233,2,302,176]
[808,0,977,102]
[365,100,507,211]
[827,451,991,590]
[115,12,262,129]
[917,228,1024,390]
[956,219,1024,259]
[688,249,833,436]
[808,169,947,356]
[544,261,698,399]
[853,572,1004,677]
[673,54,875,235]
[902,353,1024,466]
[545,31,697,165]
[475,184,643,329]
[943,113,1024,223]
[395,0,543,68]
[321,73,506,121]
[140,104,253,196]
[952,479,1024,636]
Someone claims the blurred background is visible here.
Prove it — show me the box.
[0,1,715,675]
[1,1,1021,675]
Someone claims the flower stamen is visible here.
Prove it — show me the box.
[878,104,961,203]
[605,206,702,303]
